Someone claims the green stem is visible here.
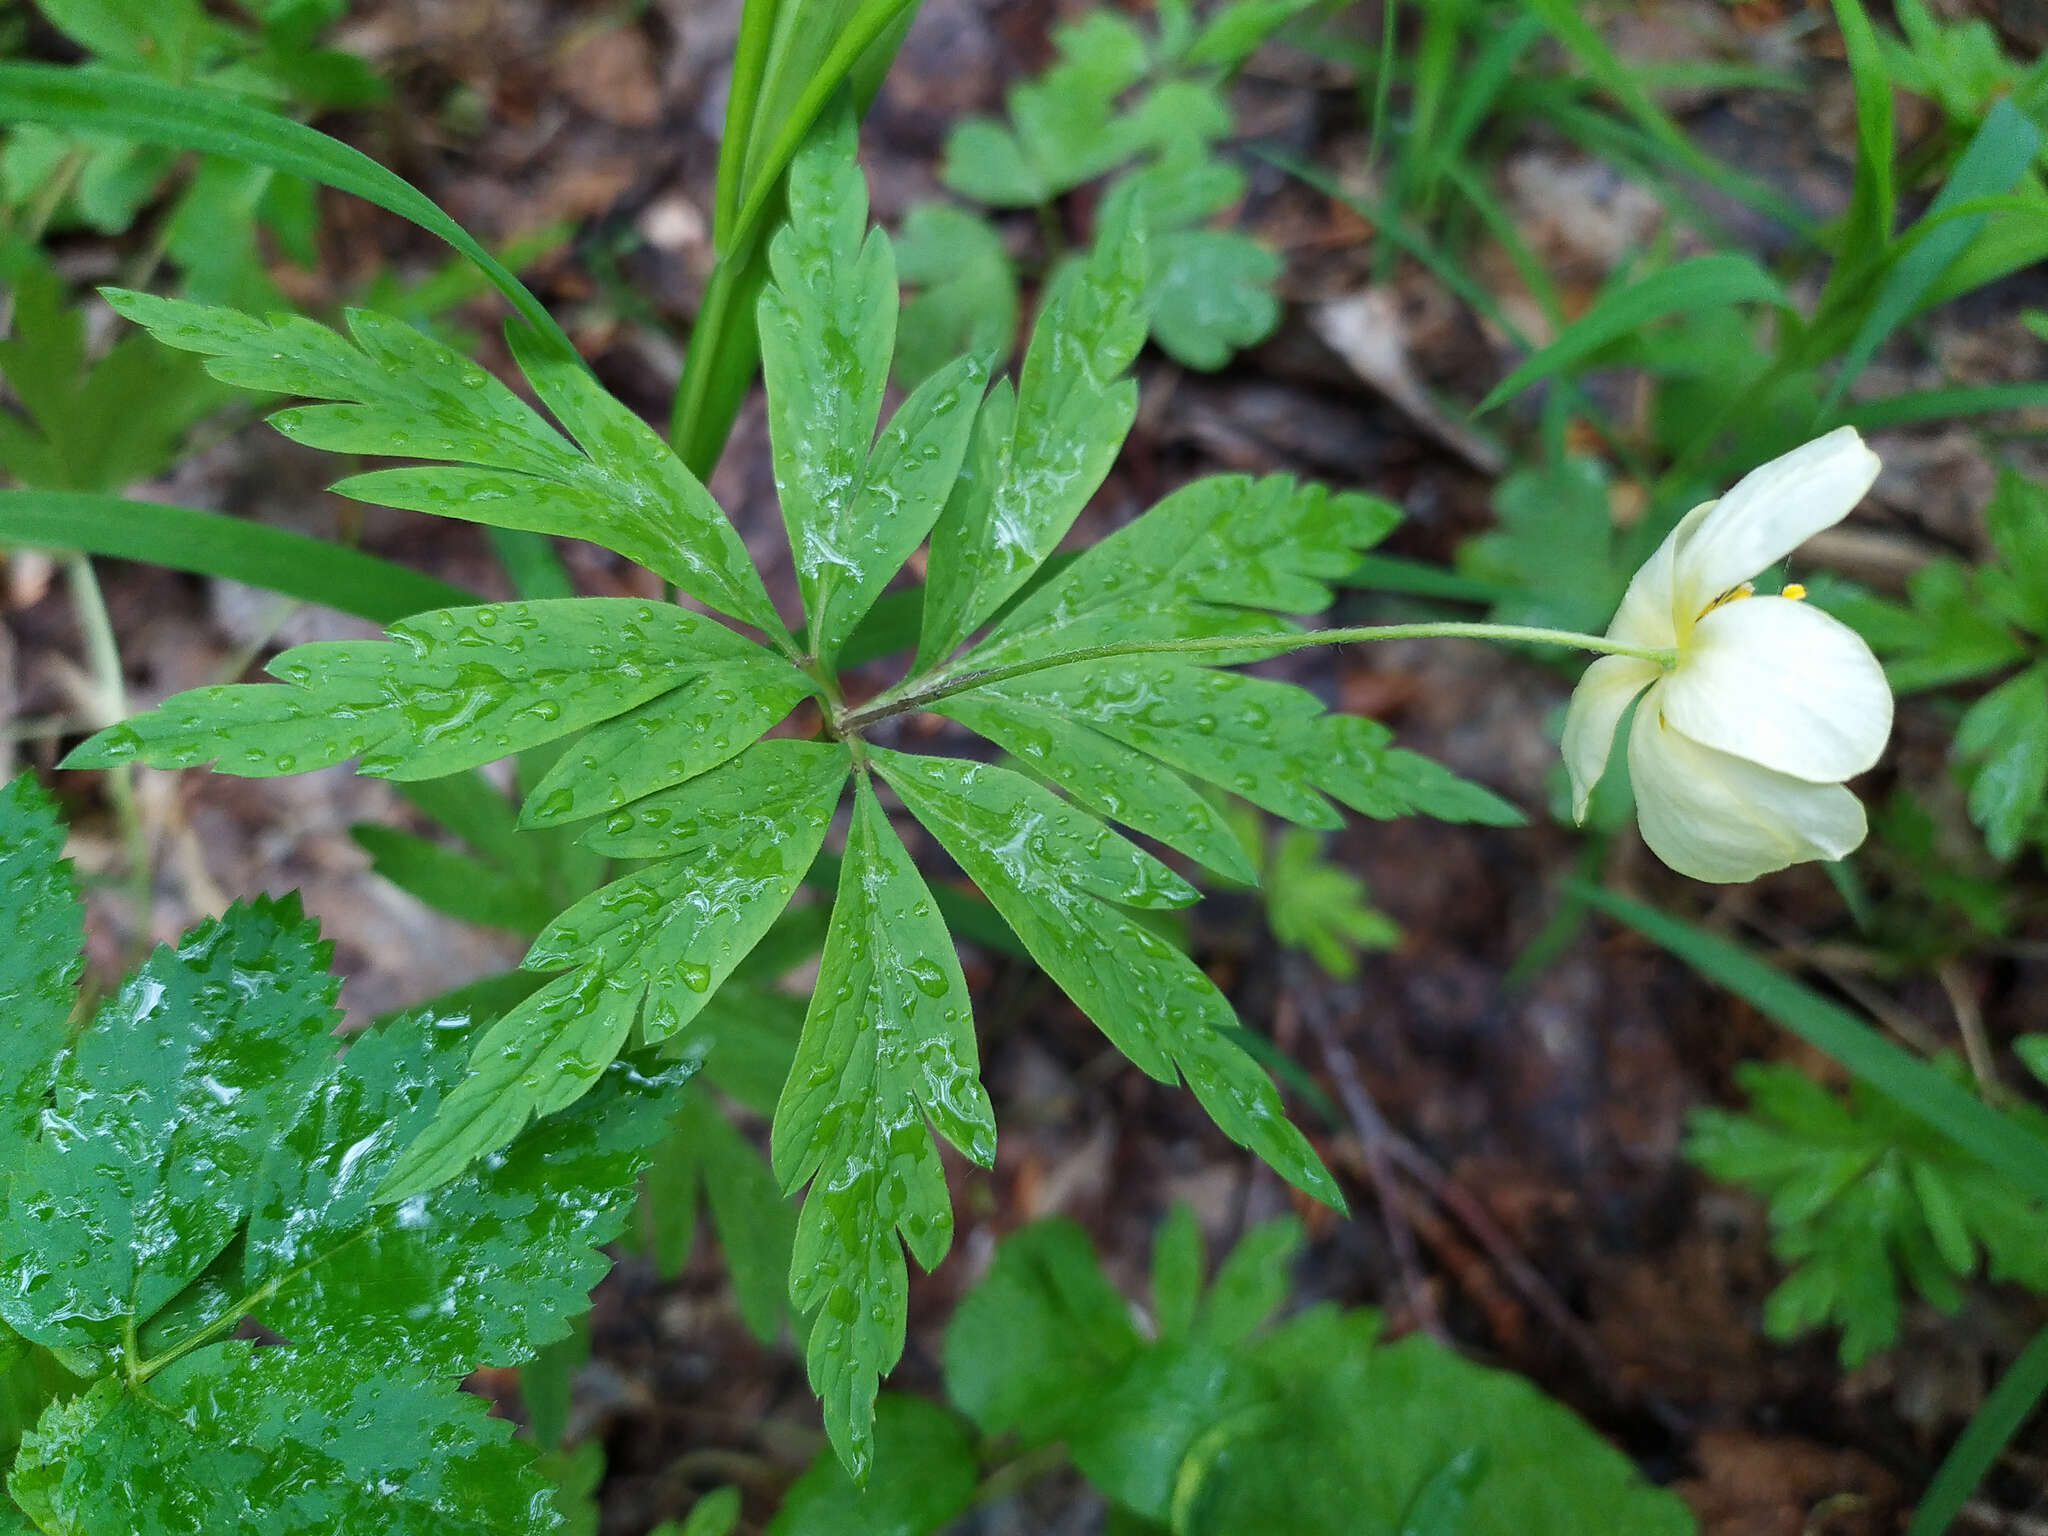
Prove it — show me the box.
[839,621,1675,733]
[67,556,152,956]
[670,252,740,472]
[131,1275,280,1383]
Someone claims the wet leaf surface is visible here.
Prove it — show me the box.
[104,290,779,632]
[0,777,83,1143]
[917,222,1148,667]
[875,749,1341,1209]
[66,599,798,785]
[768,775,995,1481]
[0,788,676,1534]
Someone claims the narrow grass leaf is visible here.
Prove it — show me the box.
[1477,255,1790,414]
[1579,885,2048,1202]
[0,63,572,359]
[0,489,472,622]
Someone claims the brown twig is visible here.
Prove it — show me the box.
[1939,960,2006,1107]
[1282,963,1443,1340]
[1286,960,1678,1430]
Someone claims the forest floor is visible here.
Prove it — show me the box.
[7,1,2048,1532]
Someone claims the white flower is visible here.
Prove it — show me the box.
[1561,427,1894,883]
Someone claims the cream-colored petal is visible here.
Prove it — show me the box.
[1672,428,1880,623]
[1628,712,1869,882]
[1659,596,1893,782]
[1561,655,1661,821]
[1603,503,1708,651]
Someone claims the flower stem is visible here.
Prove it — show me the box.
[839,622,1675,734]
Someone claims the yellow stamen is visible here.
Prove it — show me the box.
[1699,580,1755,617]
[1781,582,1807,601]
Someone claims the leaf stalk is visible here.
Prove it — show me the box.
[835,621,1676,735]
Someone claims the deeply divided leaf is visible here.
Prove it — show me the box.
[768,777,996,1480]
[15,1348,560,1536]
[102,290,783,635]
[760,107,989,670]
[917,222,1149,667]
[874,750,1342,1209]
[65,599,809,790]
[377,740,849,1200]
[0,818,679,1533]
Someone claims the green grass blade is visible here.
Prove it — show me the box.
[1909,1324,2048,1536]
[1830,0,1895,258]
[0,489,472,622]
[1836,381,2048,431]
[1577,884,2048,1202]
[716,0,785,239]
[1520,0,1814,236]
[1341,553,1506,604]
[0,62,575,362]
[1476,255,1790,414]
[1823,99,2042,413]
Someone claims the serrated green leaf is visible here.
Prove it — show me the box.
[893,203,1018,391]
[765,1394,977,1535]
[1177,1311,1695,1536]
[531,739,849,1041]
[519,659,816,828]
[369,971,638,1203]
[942,1216,1140,1443]
[1686,1060,2048,1363]
[0,897,340,1359]
[0,776,83,1144]
[245,1023,678,1375]
[968,474,1398,668]
[23,1344,562,1535]
[760,107,988,668]
[1981,468,2048,638]
[1263,827,1399,980]
[102,289,779,631]
[936,690,1258,882]
[534,1439,603,1536]
[66,598,799,784]
[769,776,996,1480]
[875,750,1340,1208]
[1955,666,2048,860]
[917,225,1148,667]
